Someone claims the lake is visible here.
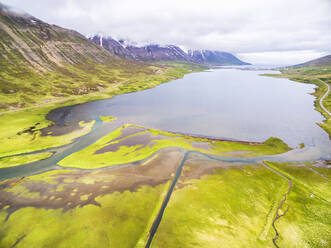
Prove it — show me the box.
[52,68,330,160]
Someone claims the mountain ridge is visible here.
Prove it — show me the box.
[0,6,205,111]
[291,54,331,67]
[188,49,250,65]
[89,35,250,65]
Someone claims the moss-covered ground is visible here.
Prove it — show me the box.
[264,162,331,247]
[58,124,291,169]
[0,155,178,248]
[99,115,117,122]
[151,162,286,247]
[150,160,330,248]
[0,152,52,168]
[0,117,95,157]
[0,57,205,112]
[0,183,170,248]
[0,59,329,248]
[0,153,329,247]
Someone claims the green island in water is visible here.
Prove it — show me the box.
[0,2,330,248]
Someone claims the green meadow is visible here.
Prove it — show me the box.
[0,160,181,248]
[150,161,330,248]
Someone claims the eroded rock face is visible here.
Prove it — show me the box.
[89,35,194,62]
[89,35,250,65]
[90,35,134,59]
[126,44,192,61]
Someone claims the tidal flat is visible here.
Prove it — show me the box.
[0,153,329,248]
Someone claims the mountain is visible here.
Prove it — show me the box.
[89,35,249,65]
[0,4,118,72]
[1,5,184,111]
[0,2,245,111]
[0,4,123,110]
[89,35,134,60]
[126,44,192,61]
[89,35,193,62]
[0,4,206,111]
[292,55,331,67]
[188,50,250,65]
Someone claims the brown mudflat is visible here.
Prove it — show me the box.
[95,132,167,154]
[178,153,247,185]
[0,149,184,217]
[106,126,148,143]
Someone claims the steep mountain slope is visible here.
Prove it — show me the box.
[188,50,250,65]
[126,44,192,61]
[89,35,250,65]
[292,54,331,67]
[90,35,193,62]
[0,5,122,110]
[89,35,134,60]
[0,5,117,72]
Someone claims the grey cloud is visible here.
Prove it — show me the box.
[2,0,330,64]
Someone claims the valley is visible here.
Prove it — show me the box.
[0,3,330,248]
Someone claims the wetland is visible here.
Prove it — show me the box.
[0,68,330,248]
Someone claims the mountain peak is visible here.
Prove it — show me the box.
[187,49,250,65]
[88,34,249,65]
[88,35,193,61]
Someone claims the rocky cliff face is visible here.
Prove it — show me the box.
[89,35,133,60]
[0,5,118,72]
[188,50,250,65]
[89,35,193,62]
[126,44,192,61]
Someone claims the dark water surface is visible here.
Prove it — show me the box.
[51,69,330,160]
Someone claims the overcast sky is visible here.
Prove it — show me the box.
[2,0,331,65]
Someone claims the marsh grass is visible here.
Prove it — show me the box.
[0,182,170,248]
[0,152,52,168]
[58,125,291,169]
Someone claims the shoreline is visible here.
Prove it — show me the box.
[0,63,206,117]
[263,70,331,139]
[0,63,206,157]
